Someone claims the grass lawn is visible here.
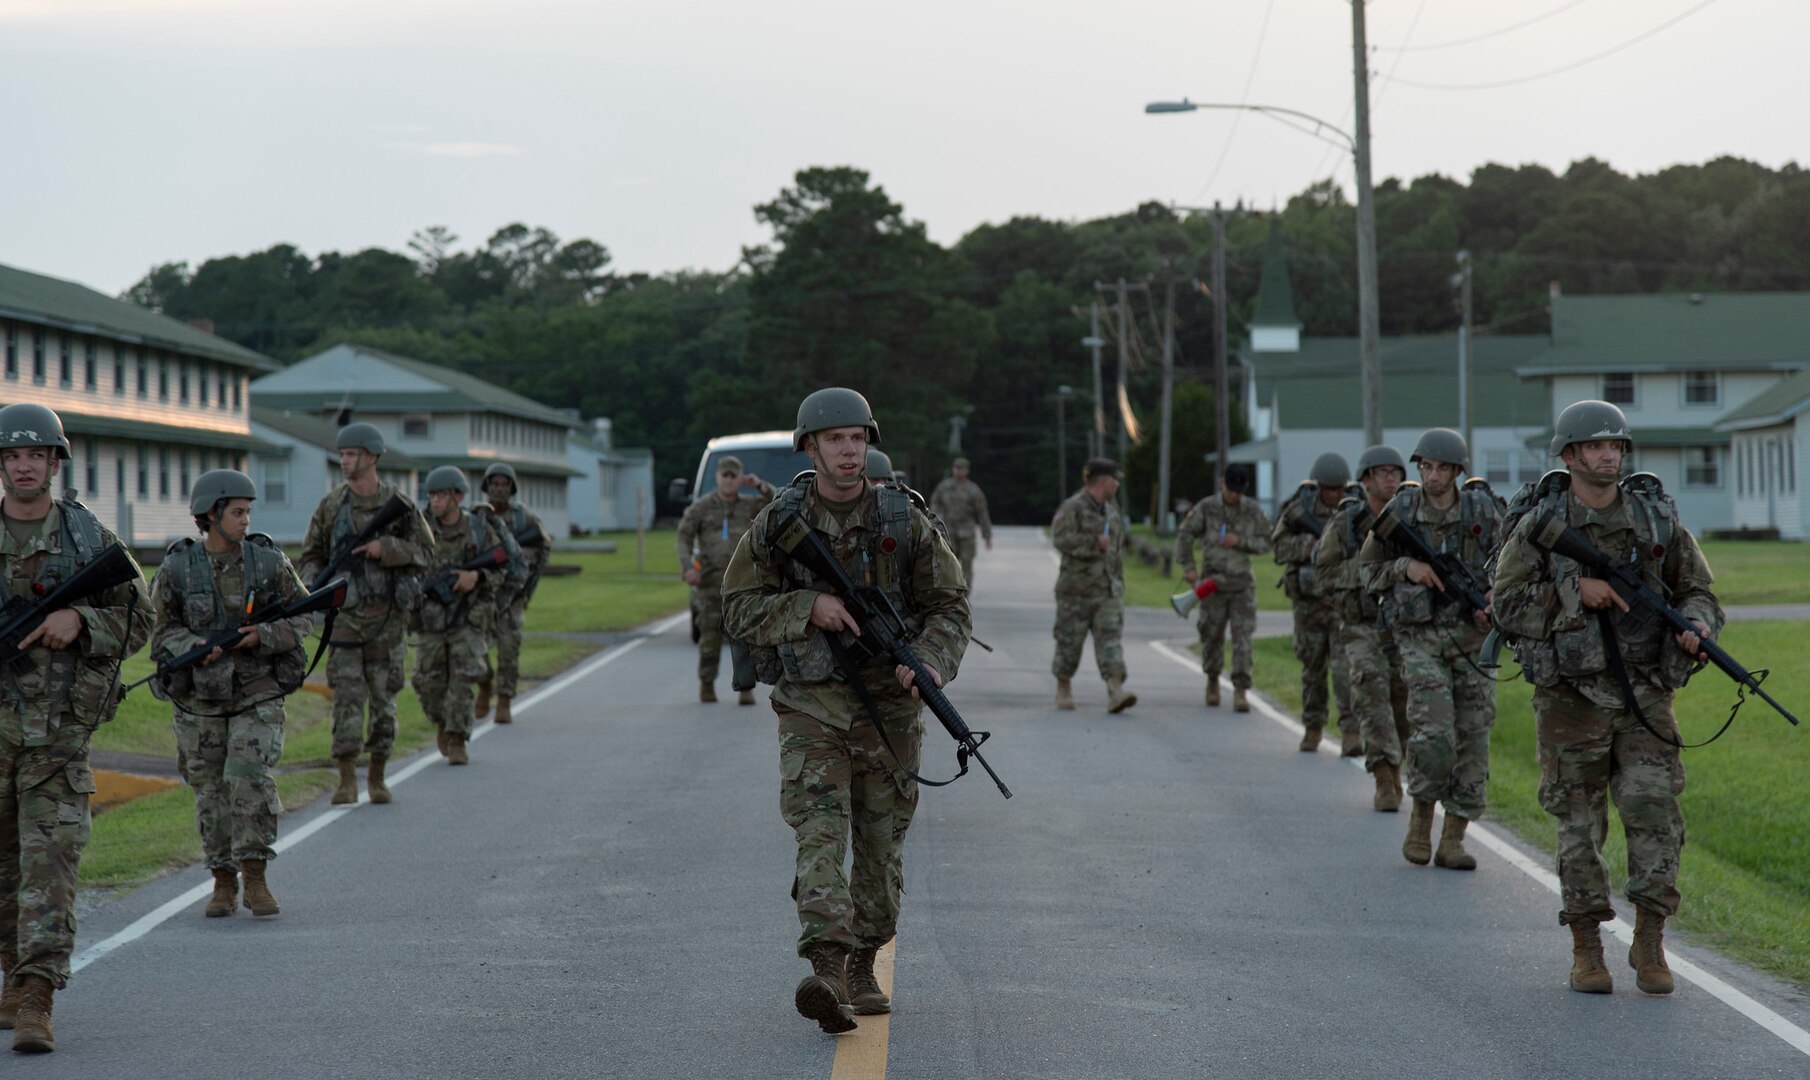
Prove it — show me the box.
[1118,525,1289,612]
[530,529,689,634]
[1697,539,1810,605]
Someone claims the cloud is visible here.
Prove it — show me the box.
[420,142,523,158]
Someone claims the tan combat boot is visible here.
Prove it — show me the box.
[240,859,280,917]
[11,975,53,1053]
[1205,681,1220,707]
[1434,813,1477,870]
[1630,909,1674,994]
[794,943,856,1034]
[368,755,392,803]
[445,735,469,766]
[738,689,756,706]
[1372,763,1402,812]
[1403,799,1435,865]
[1232,687,1250,713]
[699,681,718,704]
[474,680,492,719]
[495,696,513,724]
[846,946,890,1015]
[0,956,17,1030]
[1054,679,1076,711]
[1568,921,1613,994]
[1106,676,1137,714]
[204,867,238,918]
[1339,725,1363,757]
[1298,726,1323,752]
[331,756,359,805]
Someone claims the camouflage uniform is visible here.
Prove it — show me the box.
[1493,492,1721,926]
[151,536,312,870]
[1315,501,1409,772]
[0,502,149,989]
[1272,488,1352,733]
[487,501,551,699]
[1050,490,1126,680]
[1357,488,1503,820]
[1174,495,1273,689]
[929,476,992,587]
[677,481,776,683]
[298,483,432,761]
[414,509,510,740]
[721,483,969,955]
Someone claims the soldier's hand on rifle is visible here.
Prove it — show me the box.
[1474,592,1494,631]
[233,626,261,651]
[896,662,943,701]
[199,645,227,666]
[1406,559,1443,590]
[809,593,860,635]
[682,567,701,586]
[453,570,479,594]
[18,609,82,651]
[1578,578,1629,612]
[359,539,384,560]
[1676,619,1710,659]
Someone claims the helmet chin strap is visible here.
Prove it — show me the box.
[0,476,51,500]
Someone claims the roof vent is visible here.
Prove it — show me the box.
[1688,292,1704,304]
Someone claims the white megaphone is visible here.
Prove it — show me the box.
[1171,577,1219,617]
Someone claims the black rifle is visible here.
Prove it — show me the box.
[1528,511,1800,727]
[1285,483,1329,537]
[0,545,141,669]
[424,545,510,609]
[1373,507,1492,619]
[126,578,349,693]
[768,511,1010,799]
[309,493,412,591]
[512,524,546,605]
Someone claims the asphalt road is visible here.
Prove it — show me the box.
[35,527,1810,1078]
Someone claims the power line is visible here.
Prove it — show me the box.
[1374,0,1592,52]
[1381,0,1722,91]
[1188,0,1277,204]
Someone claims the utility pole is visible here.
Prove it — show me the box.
[1086,303,1106,459]
[1352,0,1383,447]
[1114,279,1130,471]
[1455,249,1474,458]
[1157,270,1176,535]
[1212,207,1231,485]
[1056,385,1074,495]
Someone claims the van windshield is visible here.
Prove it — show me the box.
[703,447,815,490]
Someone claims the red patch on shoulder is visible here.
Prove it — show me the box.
[31,582,46,597]
[881,537,897,554]
[1652,544,1666,559]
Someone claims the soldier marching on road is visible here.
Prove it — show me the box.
[1174,464,1272,713]
[930,457,992,589]
[1492,401,1722,996]
[151,470,314,921]
[475,462,551,725]
[1272,452,1356,753]
[1051,459,1137,713]
[677,455,776,705]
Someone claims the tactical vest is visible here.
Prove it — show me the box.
[1333,495,1382,620]
[1,495,110,711]
[1377,481,1500,627]
[162,533,305,700]
[330,486,423,610]
[416,507,494,634]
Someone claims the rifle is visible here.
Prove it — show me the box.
[125,577,349,693]
[309,493,412,591]
[0,545,141,669]
[1373,506,1492,620]
[1285,483,1328,537]
[767,510,1010,799]
[513,524,546,606]
[424,545,511,611]
[1527,511,1800,727]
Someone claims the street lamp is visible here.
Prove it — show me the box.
[1146,96,1383,447]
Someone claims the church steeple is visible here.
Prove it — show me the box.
[1250,217,1301,353]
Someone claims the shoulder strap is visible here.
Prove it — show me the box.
[57,495,103,563]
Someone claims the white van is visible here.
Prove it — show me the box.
[669,431,815,505]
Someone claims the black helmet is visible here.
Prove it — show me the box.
[189,469,258,516]
[336,422,386,456]
[793,388,880,452]
[1309,452,1351,487]
[0,403,71,460]
[424,465,469,494]
[1549,400,1633,457]
[1410,428,1469,471]
[482,461,519,495]
[864,448,895,480]
[1355,445,1406,479]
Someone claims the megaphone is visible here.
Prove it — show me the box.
[1171,577,1219,617]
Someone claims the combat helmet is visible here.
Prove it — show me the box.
[1309,452,1351,487]
[336,422,386,456]
[793,387,880,451]
[1355,445,1406,480]
[482,461,519,495]
[1548,400,1633,457]
[1410,428,1469,471]
[0,403,71,460]
[189,469,258,516]
[865,448,895,480]
[424,465,469,494]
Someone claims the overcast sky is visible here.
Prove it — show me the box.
[1,0,1800,297]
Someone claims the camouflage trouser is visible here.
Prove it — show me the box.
[695,587,725,683]
[328,623,407,760]
[1340,620,1408,773]
[492,597,528,698]
[1197,587,1256,690]
[0,728,93,989]
[174,700,284,869]
[1292,598,1350,730]
[1052,591,1125,681]
[777,705,921,954]
[1395,624,1495,819]
[414,625,493,738]
[1535,683,1686,926]
[953,533,979,588]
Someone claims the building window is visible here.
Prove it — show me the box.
[179,359,189,404]
[232,376,242,410]
[112,345,124,395]
[1789,436,1799,494]
[402,414,431,438]
[58,333,71,387]
[31,328,45,384]
[83,339,96,390]
[158,354,169,400]
[179,449,191,494]
[3,323,14,378]
[1736,439,1747,497]
[1601,373,1635,406]
[1684,446,1721,489]
[217,366,227,408]
[1683,371,1719,407]
[158,446,169,498]
[116,452,126,497]
[261,459,289,505]
[137,347,148,398]
[136,444,148,498]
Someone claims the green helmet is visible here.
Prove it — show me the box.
[1355,445,1406,480]
[190,469,258,516]
[336,422,386,456]
[793,387,880,452]
[1410,428,1469,471]
[865,448,895,480]
[1548,400,1633,457]
[0,403,71,460]
[425,465,469,494]
[1309,452,1351,487]
[482,461,519,495]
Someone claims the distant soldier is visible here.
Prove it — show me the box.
[152,470,314,921]
[930,457,992,588]
[677,455,775,705]
[298,423,432,806]
[1358,428,1503,871]
[0,404,150,1054]
[1493,401,1721,996]
[864,448,895,486]
[1174,464,1272,712]
[475,462,551,725]
[1271,453,1355,752]
[1051,458,1135,713]
[414,467,517,765]
[1315,446,1411,810]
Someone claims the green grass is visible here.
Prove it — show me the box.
[81,770,339,887]
[527,530,689,633]
[1125,525,1288,612]
[1698,539,1810,605]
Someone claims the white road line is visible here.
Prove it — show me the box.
[1148,637,1810,1060]
[71,611,689,974]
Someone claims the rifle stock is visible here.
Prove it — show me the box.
[0,545,140,669]
[310,493,411,591]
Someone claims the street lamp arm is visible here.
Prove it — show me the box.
[1145,98,1356,152]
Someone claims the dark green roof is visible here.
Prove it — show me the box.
[1715,365,1810,431]
[0,262,278,372]
[1521,425,1728,452]
[1248,334,1550,430]
[1522,293,1810,376]
[1250,218,1299,329]
[256,344,578,430]
[248,405,428,469]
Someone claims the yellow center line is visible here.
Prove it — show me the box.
[829,938,896,1080]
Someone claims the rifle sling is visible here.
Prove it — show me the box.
[823,629,964,788]
[1595,609,1736,749]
